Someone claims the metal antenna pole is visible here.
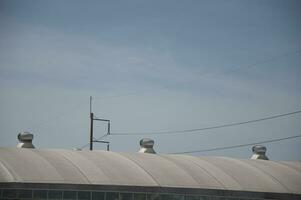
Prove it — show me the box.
[89,95,111,151]
[107,121,110,135]
[90,96,92,114]
[89,96,93,151]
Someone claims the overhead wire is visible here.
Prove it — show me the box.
[226,48,301,73]
[79,110,301,149]
[111,110,301,136]
[79,134,108,150]
[172,134,301,154]
[77,48,301,149]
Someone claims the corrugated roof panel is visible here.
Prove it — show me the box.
[121,152,200,188]
[0,161,15,182]
[79,151,158,186]
[279,161,301,174]
[244,159,301,194]
[160,154,225,190]
[39,149,102,184]
[33,149,94,184]
[0,147,300,195]
[0,148,63,183]
[201,157,289,193]
[182,155,242,191]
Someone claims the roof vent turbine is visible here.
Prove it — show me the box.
[251,145,268,160]
[139,138,156,154]
[17,131,35,149]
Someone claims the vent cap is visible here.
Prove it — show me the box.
[251,145,268,160]
[139,138,156,154]
[17,131,35,148]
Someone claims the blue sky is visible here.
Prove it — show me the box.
[0,0,300,160]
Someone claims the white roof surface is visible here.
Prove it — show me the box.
[0,147,300,194]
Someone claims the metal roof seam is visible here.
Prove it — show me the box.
[55,150,92,184]
[244,161,293,193]
[30,149,69,182]
[196,157,243,190]
[216,157,290,193]
[160,155,211,188]
[174,155,227,190]
[118,153,162,187]
[1,148,64,182]
[276,161,301,175]
[279,162,301,175]
[0,160,16,182]
[0,148,300,195]
[76,151,113,184]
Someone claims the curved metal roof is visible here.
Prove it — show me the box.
[0,147,300,194]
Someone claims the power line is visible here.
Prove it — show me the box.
[111,110,301,136]
[176,48,301,89]
[79,134,108,150]
[78,109,301,149]
[172,134,301,154]
[227,48,301,73]
[78,49,301,148]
